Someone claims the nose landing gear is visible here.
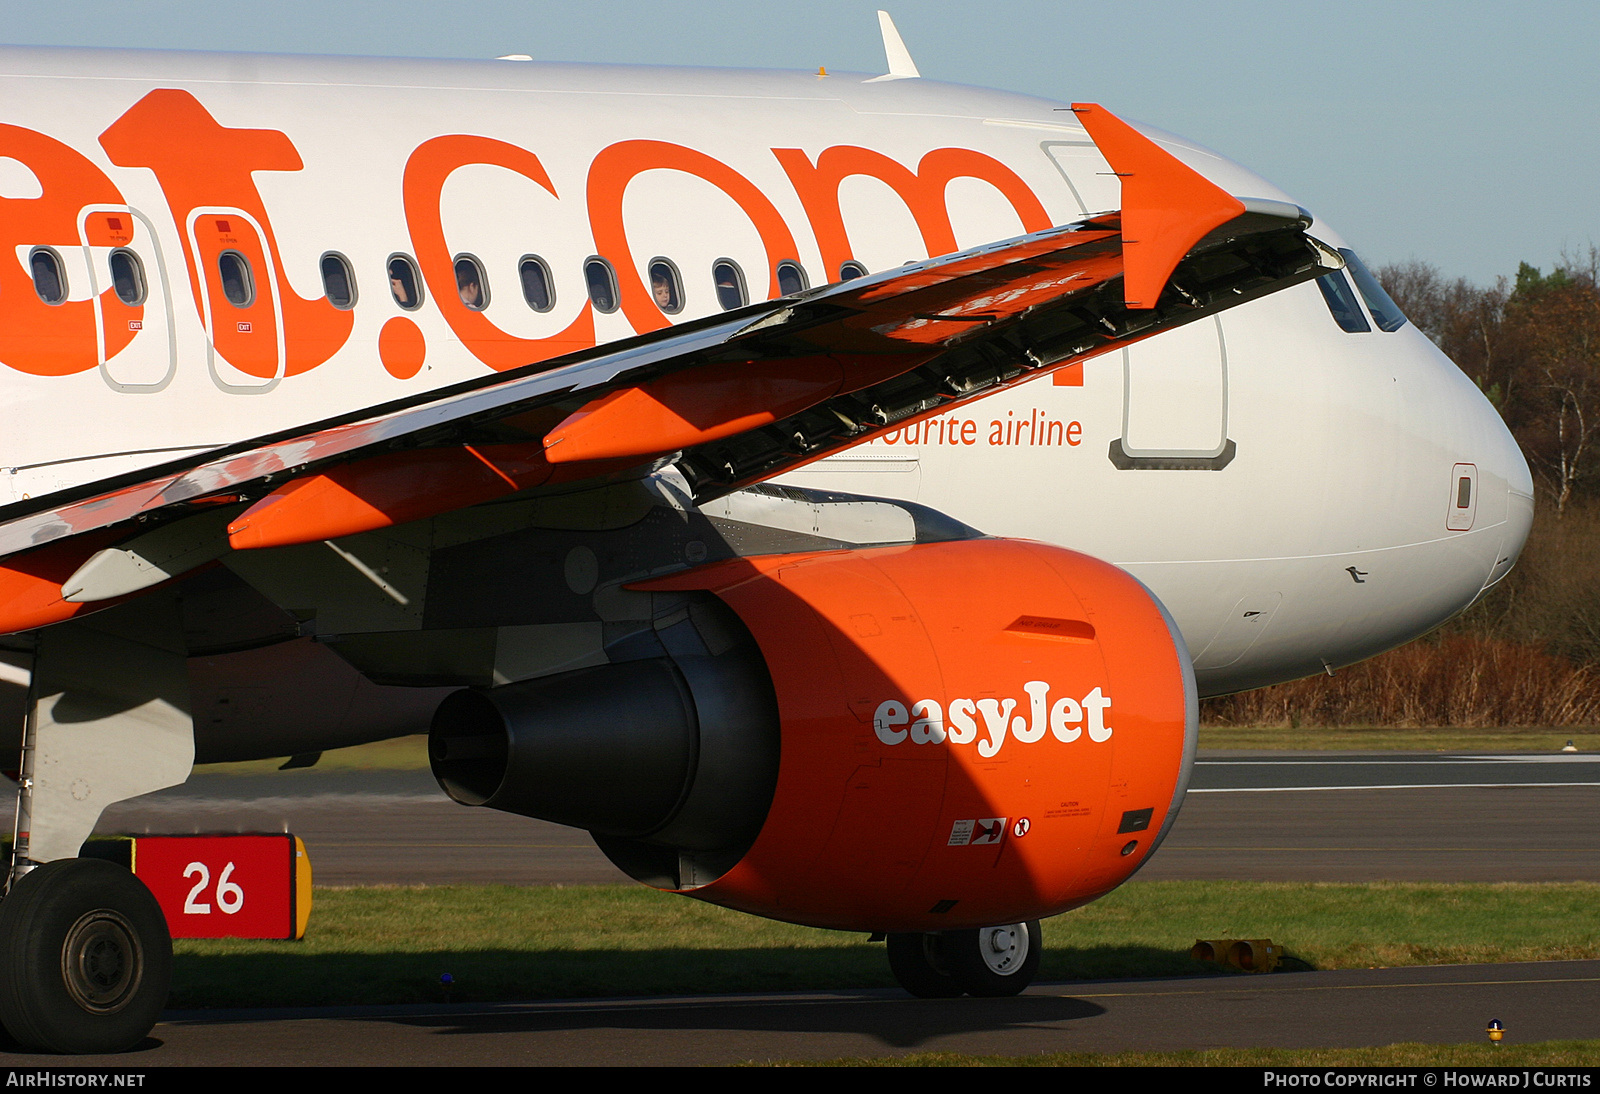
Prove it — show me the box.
[886,920,1042,998]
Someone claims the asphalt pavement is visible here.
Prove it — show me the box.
[93,751,1600,885]
[4,959,1595,1065]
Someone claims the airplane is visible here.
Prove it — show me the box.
[0,12,1531,1053]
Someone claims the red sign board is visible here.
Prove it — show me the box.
[132,835,310,940]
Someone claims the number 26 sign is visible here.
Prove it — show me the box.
[131,835,312,940]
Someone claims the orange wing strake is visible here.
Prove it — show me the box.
[1071,103,1247,309]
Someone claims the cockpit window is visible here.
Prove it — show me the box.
[1341,249,1408,333]
[1316,270,1371,333]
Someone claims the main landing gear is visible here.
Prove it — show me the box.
[0,859,173,1054]
[886,920,1042,998]
[0,597,193,1053]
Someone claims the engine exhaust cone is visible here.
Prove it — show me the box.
[430,658,698,838]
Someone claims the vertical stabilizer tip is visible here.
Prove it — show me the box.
[870,11,920,81]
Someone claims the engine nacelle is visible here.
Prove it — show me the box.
[431,537,1196,932]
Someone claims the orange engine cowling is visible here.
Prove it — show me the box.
[630,537,1195,931]
[430,537,1195,933]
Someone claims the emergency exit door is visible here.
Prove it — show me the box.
[78,205,176,392]
[187,208,285,393]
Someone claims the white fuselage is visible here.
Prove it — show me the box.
[0,47,1532,694]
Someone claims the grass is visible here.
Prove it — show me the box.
[776,1042,1600,1066]
[194,735,431,775]
[169,881,1600,1009]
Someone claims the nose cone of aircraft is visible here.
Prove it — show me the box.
[1476,399,1535,597]
[1413,324,1534,608]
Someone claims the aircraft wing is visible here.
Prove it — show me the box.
[0,104,1340,632]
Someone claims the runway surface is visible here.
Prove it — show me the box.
[93,751,1600,885]
[5,960,1597,1065]
[48,749,1593,1065]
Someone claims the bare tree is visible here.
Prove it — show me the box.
[1379,260,1510,405]
[1505,259,1600,513]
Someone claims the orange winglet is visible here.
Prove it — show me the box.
[1072,103,1246,309]
[0,529,127,635]
[227,443,553,550]
[542,357,847,464]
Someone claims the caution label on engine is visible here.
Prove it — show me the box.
[948,817,1007,846]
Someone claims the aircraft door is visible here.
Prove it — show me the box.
[1111,315,1235,470]
[186,208,285,393]
[78,206,177,392]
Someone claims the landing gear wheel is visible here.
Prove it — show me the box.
[886,932,963,998]
[0,859,172,1054]
[944,920,1041,997]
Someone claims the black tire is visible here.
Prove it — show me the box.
[886,932,964,998]
[944,920,1041,997]
[0,859,171,1054]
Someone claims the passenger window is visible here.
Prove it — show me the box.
[454,254,488,311]
[1315,271,1370,334]
[776,261,808,296]
[839,261,868,282]
[217,251,254,308]
[584,257,619,313]
[649,259,683,314]
[1341,249,1408,333]
[388,254,423,311]
[519,256,555,312]
[320,253,356,310]
[30,248,65,305]
[712,260,747,310]
[108,249,146,307]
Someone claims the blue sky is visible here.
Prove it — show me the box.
[2,0,1591,285]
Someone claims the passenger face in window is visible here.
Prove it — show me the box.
[648,261,681,314]
[455,258,484,310]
